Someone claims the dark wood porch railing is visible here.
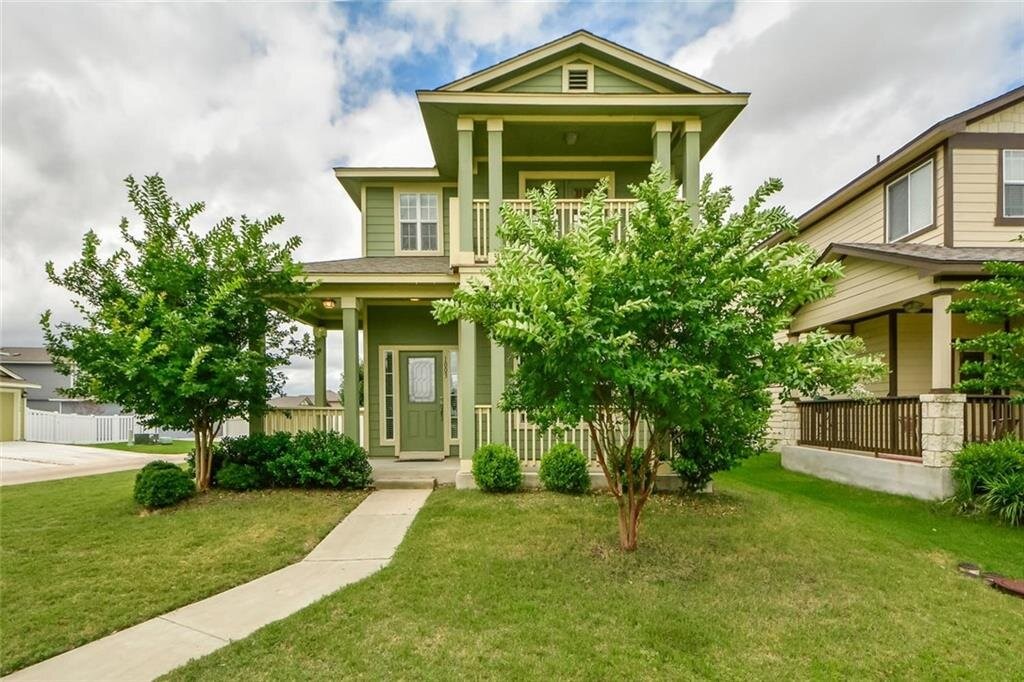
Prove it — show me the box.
[965,396,1023,443]
[798,397,922,458]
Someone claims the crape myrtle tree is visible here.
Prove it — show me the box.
[43,175,312,491]
[950,235,1024,399]
[433,167,884,551]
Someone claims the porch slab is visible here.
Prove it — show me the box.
[781,444,954,501]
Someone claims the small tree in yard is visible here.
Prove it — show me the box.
[949,237,1024,399]
[43,175,312,491]
[433,167,884,550]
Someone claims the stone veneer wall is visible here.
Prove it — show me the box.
[920,393,966,467]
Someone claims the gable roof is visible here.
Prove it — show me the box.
[435,30,728,95]
[0,347,51,365]
[0,364,41,389]
[821,242,1024,274]
[767,85,1024,246]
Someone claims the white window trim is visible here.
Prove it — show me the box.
[885,159,934,242]
[1002,149,1024,218]
[561,62,594,93]
[379,348,396,445]
[393,184,444,256]
[377,344,458,452]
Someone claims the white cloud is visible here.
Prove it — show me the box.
[676,1,1023,216]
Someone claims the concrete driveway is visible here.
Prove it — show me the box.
[0,441,187,486]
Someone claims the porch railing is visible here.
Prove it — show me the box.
[965,396,1023,443]
[797,397,922,459]
[262,406,365,446]
[471,198,638,260]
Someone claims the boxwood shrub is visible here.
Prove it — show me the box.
[539,443,590,494]
[134,460,195,509]
[472,444,522,492]
[214,462,263,491]
[952,438,1024,526]
[267,430,373,489]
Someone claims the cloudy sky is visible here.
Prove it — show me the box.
[2,1,1022,394]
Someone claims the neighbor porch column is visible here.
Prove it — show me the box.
[683,119,701,224]
[458,319,476,459]
[652,119,672,181]
[342,303,359,439]
[487,118,503,255]
[458,117,475,258]
[931,292,953,392]
[313,326,327,407]
[489,339,506,444]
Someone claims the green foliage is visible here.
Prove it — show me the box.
[952,438,1024,525]
[133,461,195,509]
[672,395,770,492]
[472,444,522,493]
[41,174,313,489]
[191,431,293,484]
[539,443,591,494]
[267,431,373,489]
[214,463,263,491]
[949,243,1024,399]
[434,167,884,547]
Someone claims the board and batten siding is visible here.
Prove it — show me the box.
[792,257,943,332]
[364,185,454,257]
[796,147,945,255]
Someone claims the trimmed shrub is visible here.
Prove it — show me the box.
[539,443,590,494]
[215,462,263,491]
[188,431,292,484]
[267,430,373,489]
[134,461,194,509]
[472,444,522,492]
[952,438,1024,526]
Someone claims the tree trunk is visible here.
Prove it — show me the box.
[193,421,214,492]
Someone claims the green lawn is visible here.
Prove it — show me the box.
[167,454,1023,681]
[0,472,366,674]
[89,440,194,455]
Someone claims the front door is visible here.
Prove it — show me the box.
[399,351,445,458]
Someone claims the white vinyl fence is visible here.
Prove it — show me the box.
[25,408,139,445]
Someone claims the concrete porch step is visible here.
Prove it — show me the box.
[373,477,437,490]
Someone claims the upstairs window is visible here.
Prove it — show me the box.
[886,160,933,241]
[1002,150,1024,218]
[562,63,593,93]
[398,192,439,252]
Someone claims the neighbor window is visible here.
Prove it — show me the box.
[398,192,439,252]
[383,350,395,441]
[1003,150,1024,218]
[886,160,933,241]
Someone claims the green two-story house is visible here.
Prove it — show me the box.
[274,31,748,484]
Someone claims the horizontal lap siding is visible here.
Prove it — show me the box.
[793,258,937,331]
[365,187,395,256]
[897,314,931,395]
[952,148,1013,246]
[853,316,890,396]
[593,67,653,93]
[504,68,562,93]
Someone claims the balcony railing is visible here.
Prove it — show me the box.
[471,198,638,260]
[797,397,923,459]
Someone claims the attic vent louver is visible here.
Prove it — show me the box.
[563,63,593,93]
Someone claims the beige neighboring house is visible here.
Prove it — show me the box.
[269,391,342,409]
[0,364,40,441]
[771,86,1024,500]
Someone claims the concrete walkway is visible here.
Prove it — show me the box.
[4,488,431,682]
[0,441,187,486]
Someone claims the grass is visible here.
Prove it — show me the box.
[166,454,1023,681]
[0,472,366,674]
[88,440,194,455]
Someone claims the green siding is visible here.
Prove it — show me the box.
[594,67,653,93]
[365,187,394,256]
[504,67,562,93]
[366,305,457,457]
[474,161,653,200]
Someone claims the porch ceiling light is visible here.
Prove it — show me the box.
[563,131,578,146]
[321,298,337,310]
[902,300,923,314]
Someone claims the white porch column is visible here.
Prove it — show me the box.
[683,119,701,224]
[652,120,672,181]
[458,319,477,460]
[487,119,503,255]
[313,326,327,407]
[931,292,953,392]
[489,339,505,444]
[342,304,359,439]
[457,118,475,258]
